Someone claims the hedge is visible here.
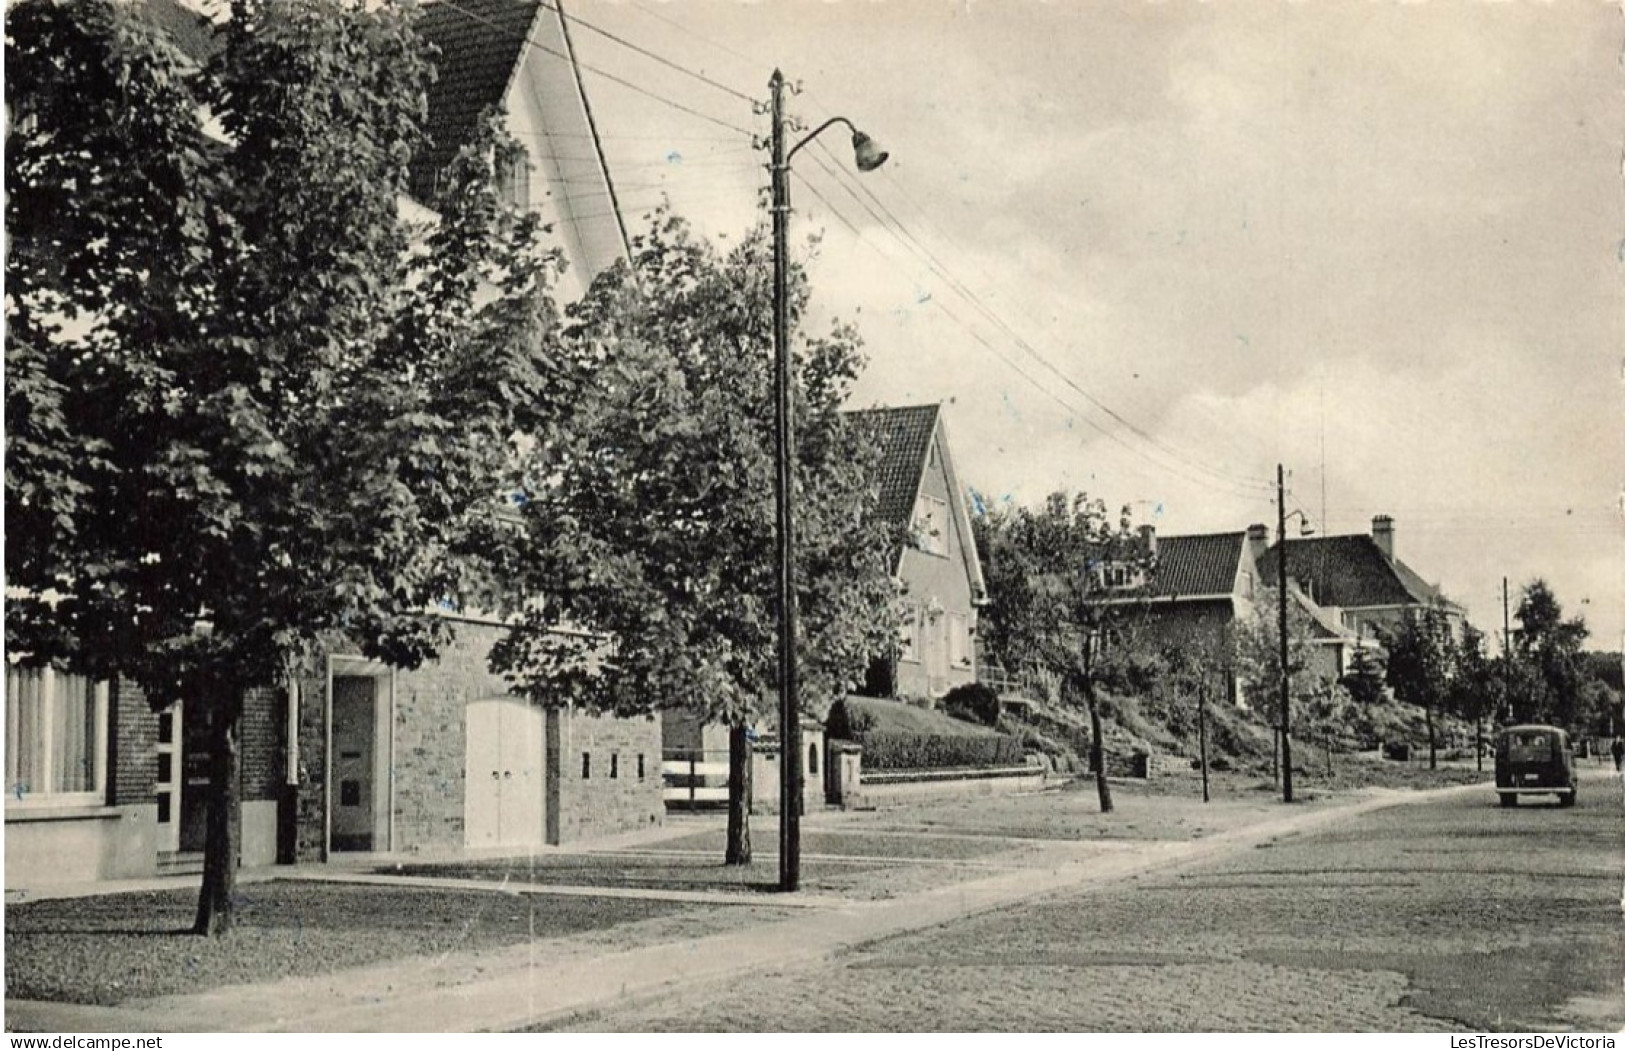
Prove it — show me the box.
[855,730,1026,771]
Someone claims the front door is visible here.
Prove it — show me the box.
[330,676,376,851]
[464,699,544,849]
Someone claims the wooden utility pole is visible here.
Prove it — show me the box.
[1277,464,1294,803]
[769,69,800,892]
[1502,576,1512,725]
[1198,677,1210,803]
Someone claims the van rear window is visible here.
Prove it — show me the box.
[1508,732,1552,762]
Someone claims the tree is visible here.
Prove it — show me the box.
[6,0,564,934]
[975,492,1154,813]
[1381,606,1454,769]
[1512,580,1589,726]
[1298,677,1354,776]
[1340,645,1388,707]
[1231,586,1318,779]
[488,213,899,866]
[1156,625,1236,802]
[1447,623,1500,770]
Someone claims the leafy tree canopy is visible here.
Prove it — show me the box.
[5,0,565,931]
[489,211,899,729]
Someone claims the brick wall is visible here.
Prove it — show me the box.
[239,686,283,803]
[108,678,156,808]
[548,708,663,844]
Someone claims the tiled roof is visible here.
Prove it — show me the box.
[845,404,940,530]
[1257,535,1457,610]
[138,0,222,63]
[409,0,541,203]
[1146,532,1244,598]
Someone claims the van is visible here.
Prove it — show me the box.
[1494,725,1577,807]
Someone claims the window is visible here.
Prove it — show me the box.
[6,665,109,805]
[637,754,646,780]
[1097,562,1146,591]
[912,495,949,557]
[610,753,619,780]
[947,612,970,667]
[899,604,922,663]
[581,752,591,779]
[498,150,531,209]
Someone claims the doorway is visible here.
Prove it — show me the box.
[464,698,545,849]
[328,670,392,852]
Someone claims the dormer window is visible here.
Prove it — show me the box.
[912,494,949,557]
[1097,562,1146,591]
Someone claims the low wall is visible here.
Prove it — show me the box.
[849,764,1046,809]
[5,804,156,886]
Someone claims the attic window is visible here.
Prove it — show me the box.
[912,495,949,557]
[499,151,531,209]
[1097,563,1146,591]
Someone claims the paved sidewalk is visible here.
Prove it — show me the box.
[5,783,1480,1033]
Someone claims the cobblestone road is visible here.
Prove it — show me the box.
[571,777,1625,1032]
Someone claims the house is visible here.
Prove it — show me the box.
[6,0,659,887]
[1096,527,1261,702]
[1091,523,1376,706]
[1254,515,1467,646]
[847,403,989,701]
[660,403,987,810]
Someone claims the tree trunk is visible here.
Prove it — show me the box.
[1426,704,1437,770]
[1197,679,1210,804]
[1325,738,1334,777]
[193,690,242,937]
[1475,710,1484,772]
[1082,676,1113,814]
[725,722,751,866]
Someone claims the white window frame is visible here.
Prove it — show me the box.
[5,665,110,809]
[1098,562,1146,591]
[947,612,970,668]
[899,604,923,664]
[913,494,950,557]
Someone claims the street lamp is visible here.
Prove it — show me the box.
[1276,465,1313,804]
[770,69,887,892]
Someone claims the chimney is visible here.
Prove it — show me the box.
[1139,523,1157,558]
[1246,522,1270,564]
[1372,515,1395,560]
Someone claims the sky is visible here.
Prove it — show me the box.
[552,0,1622,651]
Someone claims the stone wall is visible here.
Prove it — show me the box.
[292,620,663,857]
[390,625,512,852]
[548,708,663,844]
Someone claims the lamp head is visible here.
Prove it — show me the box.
[851,130,889,172]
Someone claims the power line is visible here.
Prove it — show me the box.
[627,0,759,69]
[792,156,1271,502]
[536,0,756,104]
[807,135,1274,497]
[433,0,756,138]
[796,145,1273,500]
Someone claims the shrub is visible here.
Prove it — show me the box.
[824,699,876,740]
[941,682,1001,727]
[857,731,1025,771]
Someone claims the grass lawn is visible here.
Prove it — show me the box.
[843,696,1003,737]
[4,881,692,1006]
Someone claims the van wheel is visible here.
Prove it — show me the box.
[1499,793,1517,807]
[1559,790,1576,808]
